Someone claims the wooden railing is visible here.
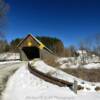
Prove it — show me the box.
[28,63,73,87]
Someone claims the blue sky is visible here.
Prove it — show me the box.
[5,0,100,47]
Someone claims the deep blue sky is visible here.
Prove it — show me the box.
[5,0,100,47]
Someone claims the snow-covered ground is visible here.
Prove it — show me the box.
[0,60,21,65]
[0,53,20,61]
[57,50,100,69]
[57,57,100,69]
[1,64,75,100]
[0,61,27,100]
[1,59,100,100]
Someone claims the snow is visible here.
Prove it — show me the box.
[83,63,100,69]
[59,62,100,69]
[56,57,75,65]
[56,50,100,69]
[1,59,100,100]
[1,64,75,100]
[32,60,100,89]
[74,92,100,100]
[0,53,20,61]
[56,57,100,69]
[0,61,21,65]
[77,50,87,54]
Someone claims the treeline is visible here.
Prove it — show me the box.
[37,36,79,57]
[0,36,78,57]
[0,38,22,52]
[36,36,65,56]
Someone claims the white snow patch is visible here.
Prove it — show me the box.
[57,57,100,69]
[0,53,20,60]
[83,63,100,69]
[0,61,21,65]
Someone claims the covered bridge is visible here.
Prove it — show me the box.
[17,34,56,61]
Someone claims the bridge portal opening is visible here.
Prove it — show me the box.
[22,46,40,60]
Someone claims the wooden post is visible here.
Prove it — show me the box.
[19,49,22,61]
[73,80,77,94]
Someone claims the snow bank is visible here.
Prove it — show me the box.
[0,53,20,60]
[83,63,100,69]
[56,57,75,65]
[57,57,100,69]
[0,61,21,65]
[32,60,76,82]
[31,60,100,92]
[77,50,87,54]
[2,63,75,100]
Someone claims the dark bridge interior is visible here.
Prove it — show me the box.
[22,46,40,60]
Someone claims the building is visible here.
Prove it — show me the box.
[17,34,56,61]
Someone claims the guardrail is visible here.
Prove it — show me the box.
[28,62,78,93]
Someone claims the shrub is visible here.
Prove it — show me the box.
[86,87,90,90]
[43,56,60,67]
[77,85,84,90]
[62,68,100,82]
[95,87,100,91]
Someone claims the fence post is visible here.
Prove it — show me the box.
[73,80,77,94]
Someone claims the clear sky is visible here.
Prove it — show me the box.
[5,0,100,47]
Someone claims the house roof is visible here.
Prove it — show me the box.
[17,34,54,54]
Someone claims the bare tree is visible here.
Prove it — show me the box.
[94,33,100,58]
[0,39,9,52]
[0,0,9,39]
[64,45,78,57]
[79,40,88,64]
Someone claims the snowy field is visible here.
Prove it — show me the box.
[0,53,20,61]
[56,56,100,69]
[1,59,100,100]
[56,50,100,69]
[0,53,100,100]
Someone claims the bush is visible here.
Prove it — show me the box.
[43,55,60,67]
[95,87,100,91]
[77,85,84,90]
[63,68,100,82]
[86,87,90,90]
